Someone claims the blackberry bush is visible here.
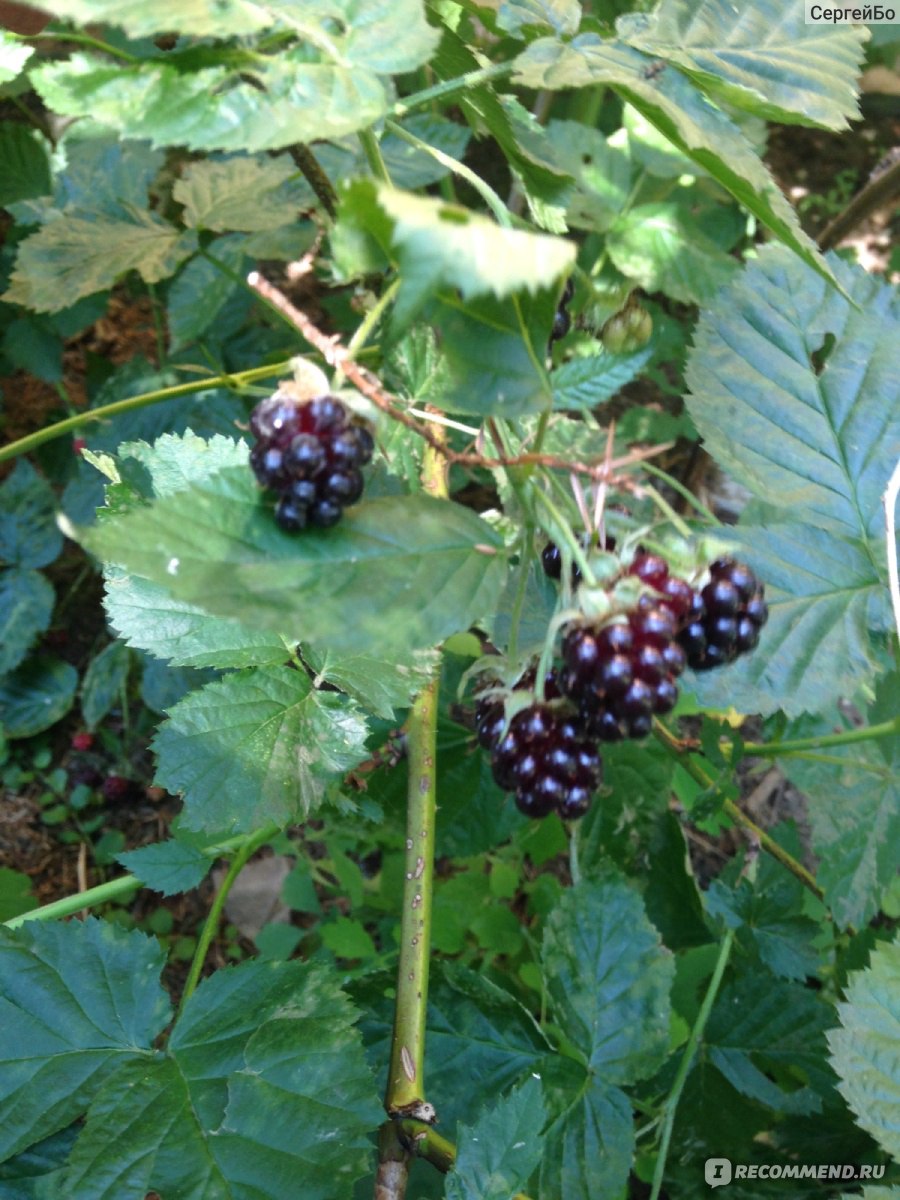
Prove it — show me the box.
[249,392,374,530]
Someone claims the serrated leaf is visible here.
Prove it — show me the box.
[606,200,739,304]
[447,1077,545,1200]
[0,919,171,1162]
[303,644,437,720]
[0,654,78,739]
[0,123,51,206]
[0,569,54,676]
[80,472,507,656]
[80,641,131,729]
[116,838,211,896]
[0,32,33,83]
[777,696,900,930]
[152,665,370,833]
[4,208,195,313]
[542,876,673,1081]
[58,958,380,1199]
[685,245,900,542]
[617,0,866,130]
[0,461,62,570]
[174,155,305,232]
[828,937,900,1160]
[513,36,834,287]
[339,179,575,334]
[539,1063,635,1200]
[704,967,835,1116]
[32,54,389,155]
[119,431,251,499]
[552,345,653,409]
[167,236,249,351]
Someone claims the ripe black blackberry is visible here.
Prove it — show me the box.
[678,557,768,670]
[541,533,617,585]
[248,392,374,531]
[549,276,575,347]
[560,598,685,741]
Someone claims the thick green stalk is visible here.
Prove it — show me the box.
[391,62,514,117]
[359,128,392,184]
[649,927,736,1200]
[397,1120,535,1200]
[0,360,295,463]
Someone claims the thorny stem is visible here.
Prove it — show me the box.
[0,360,296,463]
[377,427,446,1199]
[245,272,672,480]
[649,925,737,1200]
[285,143,338,218]
[391,62,515,118]
[2,824,281,930]
[652,720,826,905]
[179,824,275,1015]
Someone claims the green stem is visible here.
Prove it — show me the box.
[25,30,138,61]
[384,437,445,1116]
[742,716,900,758]
[568,820,582,885]
[505,532,534,667]
[359,128,392,184]
[0,360,295,463]
[178,824,275,1014]
[642,483,694,540]
[532,487,596,586]
[649,927,736,1200]
[391,62,515,118]
[641,462,718,524]
[384,119,511,227]
[2,824,280,930]
[652,721,825,904]
[333,278,400,391]
[397,1120,535,1199]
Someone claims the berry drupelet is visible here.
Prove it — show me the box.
[677,557,769,670]
[249,392,374,531]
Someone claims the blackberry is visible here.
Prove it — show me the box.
[677,557,768,671]
[627,550,696,630]
[550,308,571,343]
[560,601,684,739]
[248,392,374,532]
[541,533,616,585]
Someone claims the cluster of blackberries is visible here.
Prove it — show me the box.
[549,277,575,346]
[249,392,374,531]
[678,557,768,670]
[476,686,602,821]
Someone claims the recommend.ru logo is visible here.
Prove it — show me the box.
[705,1159,733,1188]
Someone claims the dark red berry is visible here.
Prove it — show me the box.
[630,552,669,589]
[308,396,347,431]
[250,394,301,440]
[736,616,760,653]
[102,775,130,803]
[71,731,94,751]
[657,576,695,624]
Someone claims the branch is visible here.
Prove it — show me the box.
[285,143,337,218]
[817,154,900,251]
[397,1119,536,1200]
[245,271,671,481]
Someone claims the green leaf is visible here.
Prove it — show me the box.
[80,472,507,657]
[0,919,170,1162]
[552,345,653,409]
[538,1061,635,1200]
[542,876,673,1081]
[683,524,891,718]
[828,936,900,1160]
[167,236,249,351]
[0,31,33,83]
[81,641,131,729]
[25,0,270,37]
[0,868,36,922]
[643,811,711,951]
[617,0,867,130]
[152,665,370,833]
[0,569,54,677]
[0,461,62,570]
[116,838,211,896]
[447,1077,545,1200]
[59,958,380,1199]
[0,654,78,739]
[703,967,835,1116]
[119,431,251,500]
[174,155,306,233]
[606,200,739,304]
[32,54,390,154]
[513,36,834,287]
[1,315,64,383]
[685,245,900,542]
[777,698,900,930]
[302,644,438,721]
[496,0,581,37]
[0,123,51,206]
[338,179,575,334]
[4,208,196,313]
[321,916,377,960]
